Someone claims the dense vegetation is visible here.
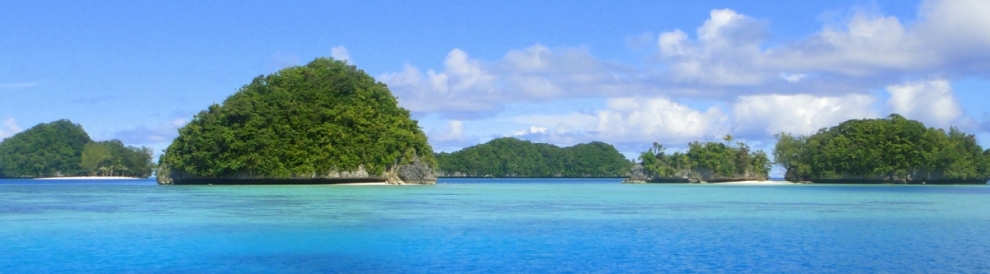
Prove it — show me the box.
[435,137,631,177]
[0,120,154,178]
[636,136,772,182]
[158,57,434,180]
[774,114,990,183]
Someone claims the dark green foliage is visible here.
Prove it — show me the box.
[435,137,631,177]
[774,114,990,182]
[159,57,434,178]
[0,119,153,178]
[0,120,90,177]
[638,139,771,181]
[82,140,155,177]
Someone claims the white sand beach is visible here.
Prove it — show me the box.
[717,180,794,185]
[34,176,143,180]
[333,182,390,186]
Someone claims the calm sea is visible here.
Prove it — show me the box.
[2,178,989,273]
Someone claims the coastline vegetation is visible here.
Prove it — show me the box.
[435,137,631,177]
[156,57,435,182]
[774,114,990,183]
[634,135,771,182]
[0,120,154,178]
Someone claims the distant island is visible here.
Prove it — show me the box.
[155,57,436,185]
[627,135,771,183]
[0,120,154,179]
[773,114,989,184]
[435,137,632,178]
[626,114,990,185]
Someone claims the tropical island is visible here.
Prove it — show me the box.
[435,137,631,178]
[773,114,990,184]
[0,120,155,179]
[155,57,437,185]
[627,136,771,183]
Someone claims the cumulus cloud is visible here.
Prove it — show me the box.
[381,46,645,118]
[514,126,547,136]
[657,9,769,86]
[433,120,465,141]
[384,0,990,152]
[657,0,990,91]
[426,119,486,152]
[331,45,350,62]
[385,0,990,120]
[511,97,728,146]
[886,79,962,128]
[733,94,879,136]
[0,118,23,139]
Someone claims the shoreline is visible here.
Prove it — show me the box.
[715,180,794,185]
[34,176,144,180]
[333,182,390,186]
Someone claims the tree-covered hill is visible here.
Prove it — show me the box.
[774,114,990,183]
[157,57,436,184]
[0,119,154,178]
[633,136,771,183]
[435,137,632,177]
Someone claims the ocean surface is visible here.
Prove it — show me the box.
[2,178,990,273]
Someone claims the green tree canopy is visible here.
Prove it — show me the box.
[637,140,771,182]
[435,137,631,177]
[0,120,154,178]
[158,57,434,180]
[0,120,91,177]
[773,114,990,182]
[81,142,111,175]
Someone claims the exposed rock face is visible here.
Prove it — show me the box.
[622,164,649,184]
[621,164,765,184]
[157,163,436,185]
[392,156,437,184]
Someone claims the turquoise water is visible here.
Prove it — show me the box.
[2,178,990,273]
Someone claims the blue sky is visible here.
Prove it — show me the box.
[2,0,989,176]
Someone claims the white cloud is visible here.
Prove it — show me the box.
[379,49,501,115]
[433,120,465,141]
[915,0,990,72]
[886,79,961,128]
[0,118,23,139]
[331,45,350,62]
[384,1,990,151]
[780,73,805,83]
[733,94,879,136]
[514,126,547,136]
[657,9,769,86]
[381,46,640,117]
[595,97,728,142]
[386,1,990,119]
[511,97,728,145]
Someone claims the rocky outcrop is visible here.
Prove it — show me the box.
[391,156,437,184]
[622,164,766,184]
[622,164,649,184]
[156,161,437,185]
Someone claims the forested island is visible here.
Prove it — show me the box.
[628,136,771,183]
[0,120,154,178]
[773,114,990,184]
[435,137,631,177]
[156,57,437,185]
